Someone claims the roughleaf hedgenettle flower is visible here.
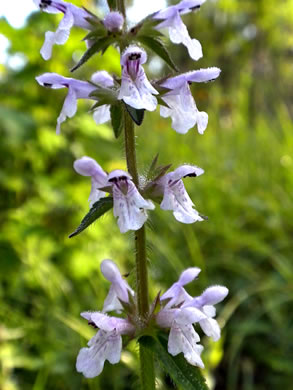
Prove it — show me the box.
[76,313,134,378]
[73,157,108,207]
[108,170,155,233]
[76,260,135,378]
[155,164,204,223]
[33,0,92,60]
[156,267,228,368]
[36,71,114,133]
[153,0,206,61]
[101,259,134,312]
[73,157,155,233]
[159,67,221,134]
[161,267,201,308]
[118,46,159,111]
[157,307,206,367]
[182,285,229,341]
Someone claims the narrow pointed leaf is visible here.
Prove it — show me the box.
[69,197,113,238]
[71,37,115,72]
[110,104,124,138]
[139,334,209,390]
[107,0,117,10]
[137,36,178,71]
[124,103,145,126]
[153,164,172,181]
[146,153,159,179]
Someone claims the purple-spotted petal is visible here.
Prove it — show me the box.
[119,46,158,111]
[168,322,204,367]
[108,171,154,233]
[76,330,122,378]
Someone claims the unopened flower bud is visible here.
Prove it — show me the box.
[103,11,124,32]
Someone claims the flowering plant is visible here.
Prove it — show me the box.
[34,0,228,388]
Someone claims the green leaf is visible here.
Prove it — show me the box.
[107,0,117,10]
[89,87,117,105]
[124,103,145,126]
[139,334,209,390]
[110,104,124,138]
[131,17,163,38]
[71,37,115,72]
[82,24,108,41]
[69,197,113,238]
[137,36,178,71]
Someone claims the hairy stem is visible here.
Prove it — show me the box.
[123,106,155,389]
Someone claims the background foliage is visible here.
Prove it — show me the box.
[1,0,293,389]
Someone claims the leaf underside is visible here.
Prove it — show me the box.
[110,104,124,138]
[124,103,145,126]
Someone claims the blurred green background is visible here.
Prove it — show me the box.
[1,0,293,389]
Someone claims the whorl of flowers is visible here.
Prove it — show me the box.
[76,260,228,378]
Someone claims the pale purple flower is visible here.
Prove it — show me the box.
[160,67,221,134]
[156,164,204,223]
[156,307,206,367]
[157,267,229,367]
[33,0,92,60]
[103,11,124,32]
[161,267,201,308]
[73,157,155,233]
[182,285,229,341]
[118,46,158,111]
[153,0,206,61]
[108,170,155,233]
[76,311,134,378]
[73,157,108,207]
[91,70,115,125]
[100,259,134,312]
[36,71,114,133]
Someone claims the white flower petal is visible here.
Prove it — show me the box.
[197,111,208,134]
[176,307,206,325]
[102,285,124,313]
[168,322,204,368]
[40,31,55,60]
[199,317,221,341]
[93,105,111,124]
